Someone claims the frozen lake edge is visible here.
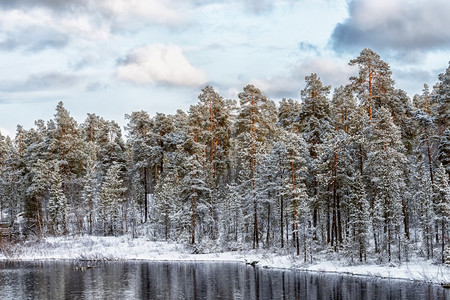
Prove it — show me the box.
[1,235,449,286]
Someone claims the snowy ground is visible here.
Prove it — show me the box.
[1,235,449,285]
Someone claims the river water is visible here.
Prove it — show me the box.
[0,261,448,299]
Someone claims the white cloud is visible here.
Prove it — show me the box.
[248,57,355,99]
[98,0,186,27]
[332,0,450,51]
[117,44,207,87]
[0,0,185,51]
[0,8,110,50]
[295,58,355,88]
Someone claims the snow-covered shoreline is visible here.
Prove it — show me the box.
[1,235,449,286]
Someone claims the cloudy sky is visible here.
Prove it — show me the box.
[1,0,449,137]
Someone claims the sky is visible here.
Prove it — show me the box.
[1,0,449,137]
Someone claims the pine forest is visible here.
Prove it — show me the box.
[1,49,449,264]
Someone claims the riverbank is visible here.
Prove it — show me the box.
[1,235,449,285]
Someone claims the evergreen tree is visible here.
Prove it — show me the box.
[153,172,178,240]
[97,120,127,177]
[413,84,435,117]
[82,113,107,143]
[125,111,153,222]
[296,73,332,159]
[433,163,450,263]
[49,101,86,177]
[414,109,439,184]
[234,84,277,248]
[81,142,100,234]
[0,133,8,221]
[347,174,370,262]
[0,132,23,228]
[349,48,395,125]
[295,73,332,242]
[0,132,8,169]
[217,182,245,247]
[367,108,407,262]
[278,98,301,131]
[438,129,450,178]
[48,164,68,235]
[178,135,210,245]
[331,85,356,133]
[433,62,450,133]
[415,169,435,259]
[100,163,127,235]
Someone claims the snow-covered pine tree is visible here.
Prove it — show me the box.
[295,73,332,243]
[178,134,210,245]
[125,111,153,223]
[331,85,356,133]
[100,163,127,236]
[260,128,309,254]
[347,174,370,262]
[28,158,52,238]
[195,86,233,183]
[283,131,309,255]
[255,150,278,249]
[82,113,107,143]
[0,132,9,222]
[81,142,100,234]
[153,171,177,241]
[433,62,450,133]
[414,110,439,184]
[217,182,245,248]
[433,163,450,263]
[367,108,407,262]
[349,48,395,125]
[327,86,359,251]
[263,141,289,249]
[0,132,7,170]
[413,84,435,117]
[0,132,23,228]
[415,168,435,259]
[48,163,68,235]
[317,130,354,251]
[234,84,277,249]
[278,98,301,132]
[385,89,415,154]
[16,124,49,236]
[149,112,174,185]
[50,101,86,178]
[438,129,450,178]
[48,102,86,234]
[97,120,127,177]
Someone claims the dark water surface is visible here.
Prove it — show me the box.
[0,261,448,299]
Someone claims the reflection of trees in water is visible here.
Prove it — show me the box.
[0,261,448,299]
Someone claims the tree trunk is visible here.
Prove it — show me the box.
[427,138,434,184]
[144,167,148,223]
[266,204,271,247]
[165,198,169,240]
[192,194,196,245]
[291,161,299,256]
[387,198,391,262]
[332,150,338,249]
[280,195,284,248]
[359,143,364,175]
[402,198,409,240]
[442,219,446,263]
[368,64,373,125]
